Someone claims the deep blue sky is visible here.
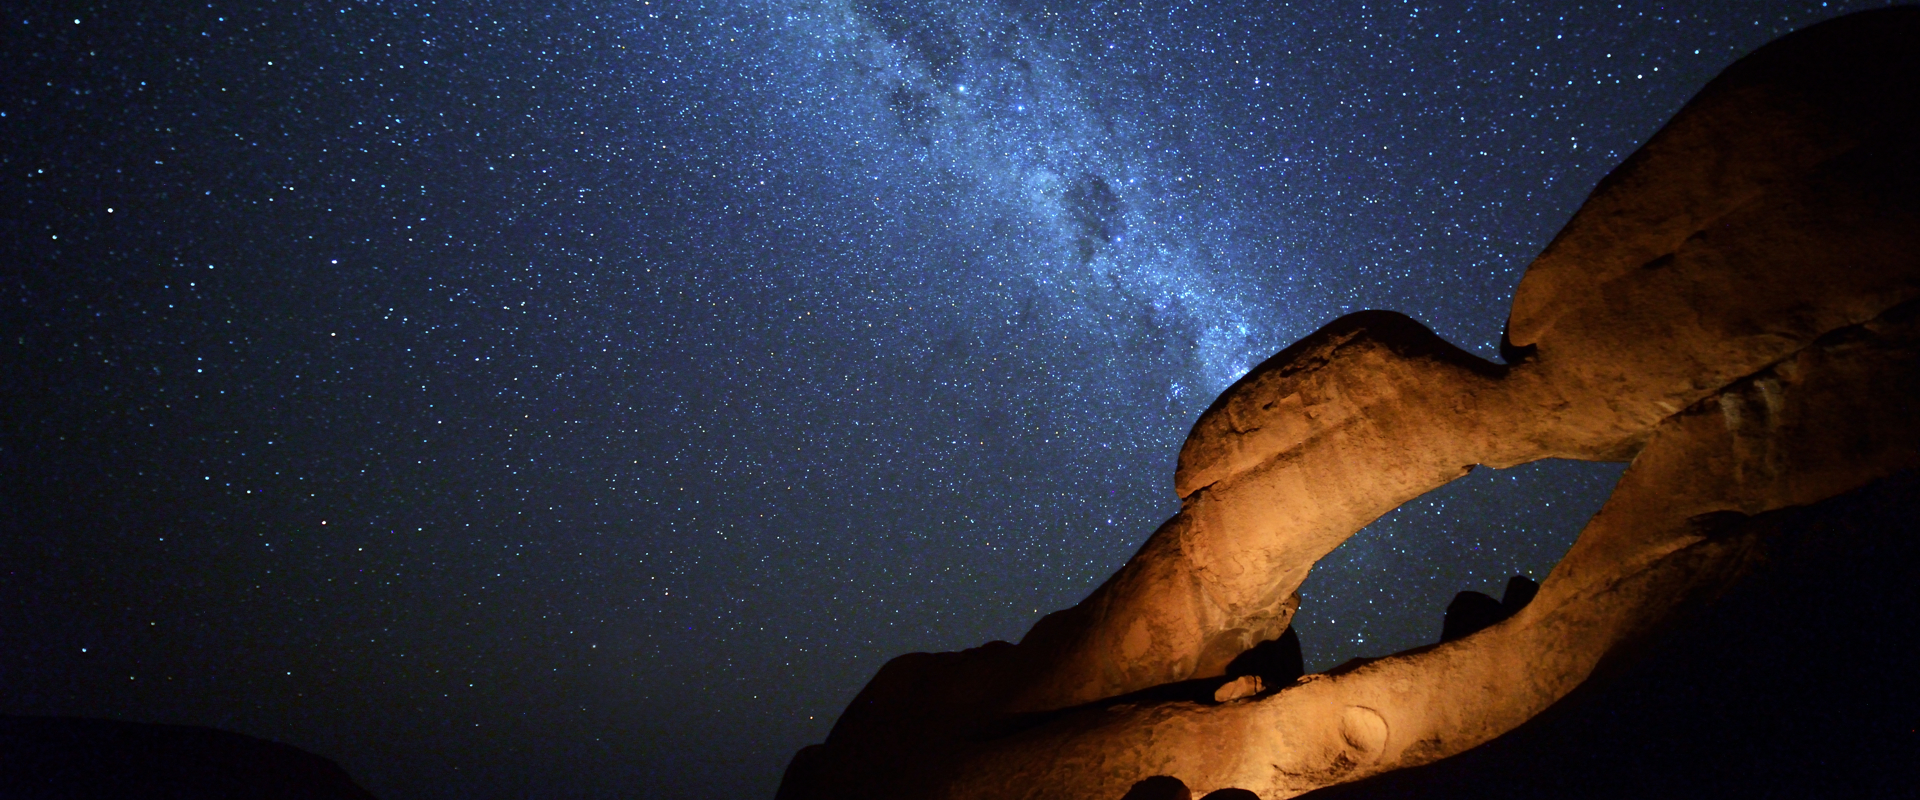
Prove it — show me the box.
[3,2,1894,798]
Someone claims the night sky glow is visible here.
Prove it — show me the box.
[4,2,1895,798]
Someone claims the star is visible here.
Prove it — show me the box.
[2,2,1880,797]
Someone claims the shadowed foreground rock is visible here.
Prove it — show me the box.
[1296,471,1920,800]
[0,716,380,800]
[779,9,1920,799]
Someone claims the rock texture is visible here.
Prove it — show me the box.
[779,9,1920,800]
[0,716,381,800]
[1223,627,1304,689]
[1295,470,1920,800]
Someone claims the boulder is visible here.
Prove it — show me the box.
[1212,676,1264,704]
[1498,576,1537,616]
[1438,592,1504,643]
[1440,576,1538,643]
[1120,776,1193,800]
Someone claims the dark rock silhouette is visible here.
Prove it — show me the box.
[1499,575,1537,616]
[1121,775,1193,800]
[0,716,380,800]
[1439,591,1505,643]
[1224,627,1304,688]
[1440,575,1539,642]
[1297,471,1920,800]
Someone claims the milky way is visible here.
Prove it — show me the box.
[4,2,1892,798]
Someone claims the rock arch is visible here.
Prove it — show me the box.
[777,9,1920,799]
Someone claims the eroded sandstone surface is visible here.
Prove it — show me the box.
[778,9,1920,799]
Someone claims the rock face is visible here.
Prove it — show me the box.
[1295,471,1920,800]
[778,9,1920,800]
[1224,627,1304,689]
[0,716,381,800]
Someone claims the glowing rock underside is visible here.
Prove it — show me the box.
[777,9,1920,799]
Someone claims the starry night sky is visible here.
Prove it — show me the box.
[2,2,1895,798]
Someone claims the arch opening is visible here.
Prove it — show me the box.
[1288,458,1628,671]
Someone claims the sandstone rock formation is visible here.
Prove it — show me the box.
[778,9,1920,799]
[1223,627,1303,689]
[1296,470,1920,800]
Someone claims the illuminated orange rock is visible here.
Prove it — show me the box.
[931,306,1920,799]
[777,8,1920,799]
